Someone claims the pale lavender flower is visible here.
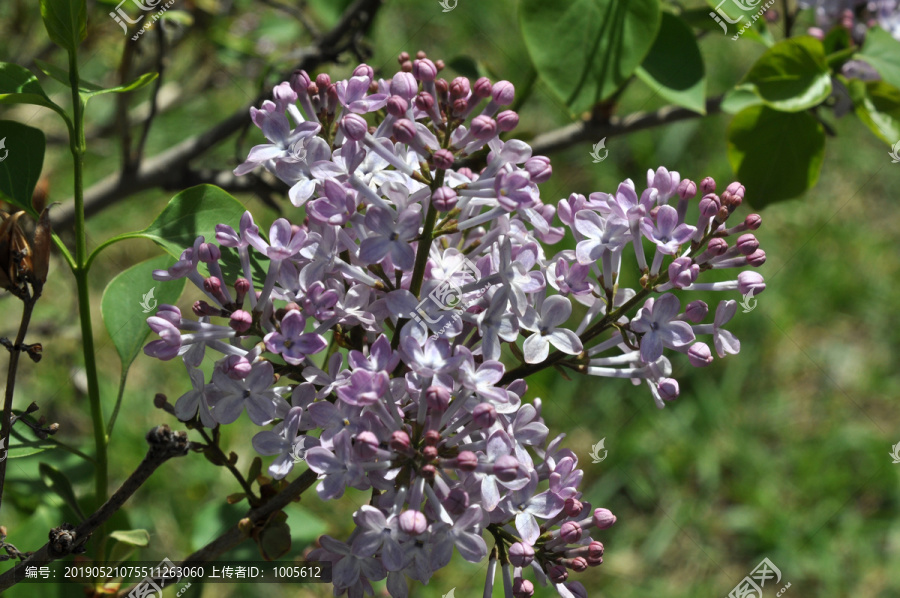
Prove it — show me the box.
[631,294,695,363]
[263,310,327,365]
[519,295,583,363]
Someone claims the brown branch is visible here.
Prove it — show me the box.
[529,96,724,156]
[50,0,385,232]
[0,425,191,592]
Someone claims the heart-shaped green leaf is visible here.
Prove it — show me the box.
[738,36,832,112]
[101,255,187,370]
[40,0,88,53]
[635,13,706,114]
[848,79,900,145]
[856,26,900,91]
[727,105,825,206]
[0,120,46,215]
[520,0,661,114]
[0,63,62,114]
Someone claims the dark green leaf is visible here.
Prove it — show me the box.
[138,184,248,258]
[856,26,900,91]
[109,529,150,547]
[520,0,661,114]
[738,36,832,112]
[0,120,46,215]
[6,441,56,459]
[39,462,86,521]
[40,0,88,53]
[721,87,765,114]
[848,79,900,144]
[256,511,291,561]
[0,63,61,113]
[101,255,187,370]
[727,105,826,206]
[635,13,706,114]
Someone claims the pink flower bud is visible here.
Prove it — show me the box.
[493,455,520,482]
[390,430,411,452]
[700,194,720,218]
[744,214,762,230]
[229,309,252,333]
[523,156,551,184]
[737,270,765,295]
[706,237,729,256]
[512,578,534,598]
[492,80,515,105]
[677,178,697,200]
[315,73,331,89]
[560,521,582,543]
[658,378,679,401]
[684,300,708,323]
[341,114,368,141]
[414,91,435,113]
[668,256,699,288]
[431,149,455,171]
[564,497,583,517]
[472,403,497,428]
[588,541,604,559]
[549,564,568,583]
[725,181,745,200]
[700,176,716,194]
[688,342,713,367]
[452,98,468,116]
[570,557,588,572]
[508,542,535,567]
[496,110,519,132]
[444,488,469,514]
[354,431,380,458]
[392,119,417,143]
[592,508,617,529]
[387,96,408,116]
[222,354,252,380]
[198,242,221,263]
[456,451,478,472]
[432,186,458,212]
[399,510,428,535]
[423,445,438,460]
[472,77,493,98]
[290,70,311,95]
[391,72,418,99]
[450,77,470,98]
[426,385,451,411]
[412,58,437,82]
[470,115,497,140]
[424,429,441,446]
[353,63,374,79]
[736,234,759,256]
[747,249,766,267]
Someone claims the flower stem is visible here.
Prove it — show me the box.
[68,48,109,557]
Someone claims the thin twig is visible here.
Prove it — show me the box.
[133,24,168,166]
[0,293,40,513]
[0,425,191,592]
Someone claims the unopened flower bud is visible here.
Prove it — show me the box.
[560,521,583,543]
[315,73,331,90]
[470,115,497,140]
[229,310,252,333]
[548,564,568,583]
[736,234,758,255]
[390,430,411,452]
[677,178,697,200]
[431,187,458,212]
[456,451,478,472]
[424,429,442,446]
[508,542,535,567]
[354,430,380,458]
[399,509,428,535]
[744,214,762,230]
[668,256,698,288]
[492,80,515,105]
[425,385,451,411]
[341,114,368,141]
[420,464,436,479]
[444,488,469,514]
[412,58,437,82]
[391,72,418,99]
[658,378,679,401]
[386,96,408,116]
[738,270,765,295]
[472,77,493,98]
[414,91,435,113]
[496,110,519,132]
[472,403,497,428]
[398,51,410,63]
[392,119,417,143]
[688,342,714,367]
[593,508,617,529]
[523,156,552,184]
[588,541,604,559]
[450,77,470,98]
[222,354,252,379]
[353,63,374,79]
[684,300,709,323]
[747,249,766,267]
[290,70,311,95]
[198,242,221,263]
[569,557,588,572]
[493,455,519,482]
[234,277,251,306]
[452,98,468,116]
[564,497,583,517]
[512,578,534,598]
[432,149,455,170]
[699,195,720,218]
[700,176,716,194]
[423,445,438,460]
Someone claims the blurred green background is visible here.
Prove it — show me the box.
[1,0,899,596]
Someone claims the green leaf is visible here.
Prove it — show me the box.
[6,441,57,459]
[635,13,706,114]
[848,79,900,144]
[138,184,248,258]
[256,511,291,561]
[738,36,832,112]
[856,26,900,91]
[40,0,88,53]
[727,105,826,206]
[520,0,661,114]
[721,87,765,114]
[0,63,62,113]
[39,462,86,521]
[101,255,186,370]
[0,120,46,215]
[109,529,150,547]
[35,60,158,99]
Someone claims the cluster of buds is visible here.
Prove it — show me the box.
[802,0,900,42]
[145,52,767,597]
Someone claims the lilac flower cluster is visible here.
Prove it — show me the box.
[801,0,900,42]
[144,51,767,597]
